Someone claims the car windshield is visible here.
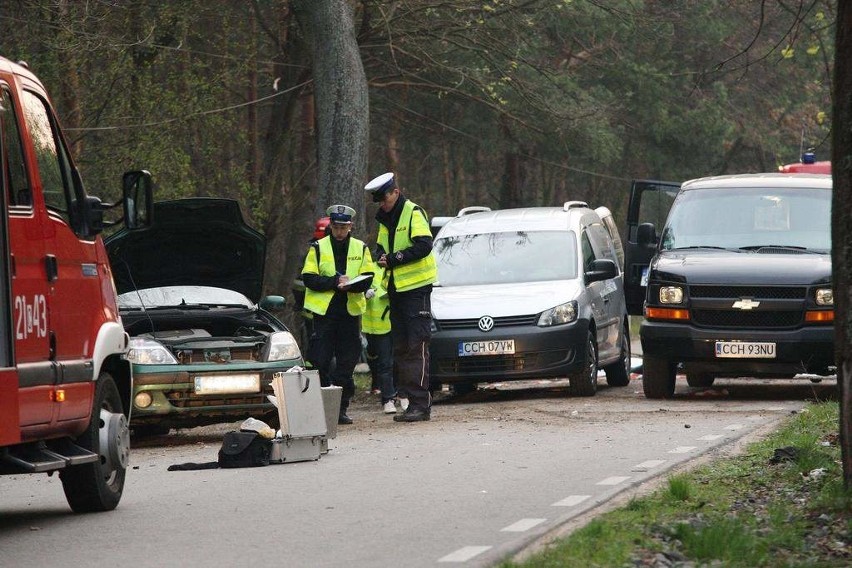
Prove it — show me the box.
[660,186,831,253]
[117,286,253,309]
[434,230,578,286]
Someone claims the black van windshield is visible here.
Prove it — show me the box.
[660,186,831,253]
[434,230,578,286]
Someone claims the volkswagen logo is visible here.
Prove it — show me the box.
[478,316,494,332]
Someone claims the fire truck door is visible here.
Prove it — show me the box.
[18,86,94,423]
[3,82,54,427]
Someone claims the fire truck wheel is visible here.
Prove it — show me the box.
[60,373,129,513]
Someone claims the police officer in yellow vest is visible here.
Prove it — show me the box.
[302,205,374,425]
[362,266,399,414]
[365,173,437,423]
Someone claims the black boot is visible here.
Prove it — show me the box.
[393,407,430,422]
[338,413,353,425]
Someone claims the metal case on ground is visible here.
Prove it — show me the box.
[269,370,341,463]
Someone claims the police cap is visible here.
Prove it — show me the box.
[326,204,355,224]
[364,172,396,202]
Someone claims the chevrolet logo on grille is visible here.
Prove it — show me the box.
[732,298,760,310]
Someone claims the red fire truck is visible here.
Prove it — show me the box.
[0,56,150,511]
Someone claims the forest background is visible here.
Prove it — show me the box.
[0,0,835,331]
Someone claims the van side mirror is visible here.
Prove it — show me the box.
[585,259,617,283]
[637,223,657,246]
[122,170,154,230]
[260,295,285,310]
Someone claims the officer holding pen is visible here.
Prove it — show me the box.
[302,205,374,425]
[364,173,438,423]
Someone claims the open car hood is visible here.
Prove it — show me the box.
[105,198,266,302]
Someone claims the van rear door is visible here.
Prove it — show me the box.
[624,180,680,315]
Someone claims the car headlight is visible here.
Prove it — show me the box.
[659,286,684,304]
[125,338,178,365]
[266,331,302,361]
[815,288,833,306]
[537,301,578,327]
[430,317,438,332]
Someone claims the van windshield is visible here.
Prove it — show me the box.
[434,231,578,286]
[660,186,831,253]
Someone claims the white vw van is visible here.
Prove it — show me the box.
[429,202,630,396]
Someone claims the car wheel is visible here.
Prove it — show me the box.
[451,381,476,396]
[568,330,598,397]
[60,373,129,512]
[686,372,715,388]
[642,356,676,399]
[603,323,631,387]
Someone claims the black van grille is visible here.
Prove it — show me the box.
[691,309,802,328]
[689,286,806,300]
[437,314,539,331]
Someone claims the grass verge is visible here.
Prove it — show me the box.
[503,402,851,567]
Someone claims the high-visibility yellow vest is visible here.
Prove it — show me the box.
[377,200,437,292]
[362,267,391,334]
[303,236,372,316]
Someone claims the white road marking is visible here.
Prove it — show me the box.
[669,446,697,454]
[632,459,666,471]
[438,546,492,563]
[698,434,724,441]
[552,495,591,507]
[724,424,744,430]
[596,476,631,486]
[501,518,547,532]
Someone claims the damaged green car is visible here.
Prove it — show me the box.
[106,198,302,435]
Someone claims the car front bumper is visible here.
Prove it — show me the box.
[130,360,300,428]
[429,319,588,383]
[640,320,835,376]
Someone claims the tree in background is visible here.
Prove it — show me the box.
[831,0,851,487]
[292,0,369,225]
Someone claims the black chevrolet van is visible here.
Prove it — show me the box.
[624,173,834,398]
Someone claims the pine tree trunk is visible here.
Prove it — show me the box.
[832,0,852,488]
[292,0,369,234]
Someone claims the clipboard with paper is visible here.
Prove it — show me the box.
[342,273,372,286]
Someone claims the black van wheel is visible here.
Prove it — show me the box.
[568,331,598,397]
[604,323,631,387]
[60,373,128,512]
[686,372,715,388]
[642,356,676,399]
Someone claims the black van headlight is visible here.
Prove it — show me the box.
[815,288,833,306]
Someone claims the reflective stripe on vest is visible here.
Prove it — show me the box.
[377,200,438,292]
[303,237,369,316]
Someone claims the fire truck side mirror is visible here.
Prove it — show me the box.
[122,170,154,230]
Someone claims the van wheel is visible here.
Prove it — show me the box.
[451,381,476,396]
[60,373,128,512]
[568,331,598,397]
[686,372,715,388]
[604,323,631,387]
[642,356,676,399]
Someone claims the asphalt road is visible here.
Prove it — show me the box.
[0,374,837,568]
